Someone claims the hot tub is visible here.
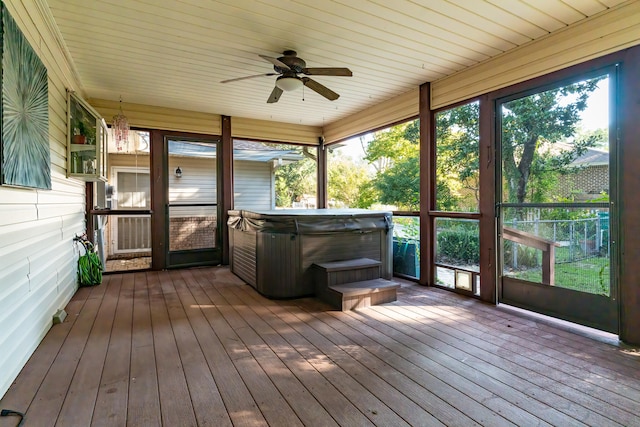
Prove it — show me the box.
[227,209,393,298]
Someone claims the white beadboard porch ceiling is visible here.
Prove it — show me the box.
[46,0,626,128]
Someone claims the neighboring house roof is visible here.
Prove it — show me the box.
[167,139,304,163]
[570,147,609,167]
[543,141,609,167]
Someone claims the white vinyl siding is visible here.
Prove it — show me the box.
[0,0,85,398]
[233,160,273,211]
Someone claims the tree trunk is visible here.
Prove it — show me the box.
[516,135,539,203]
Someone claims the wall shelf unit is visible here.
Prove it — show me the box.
[67,90,108,181]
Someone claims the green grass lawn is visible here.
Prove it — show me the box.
[508,256,610,296]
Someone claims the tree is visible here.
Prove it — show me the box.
[435,102,480,211]
[273,145,317,207]
[327,154,372,208]
[274,157,316,207]
[364,124,415,173]
[375,155,420,210]
[365,120,420,209]
[501,77,601,204]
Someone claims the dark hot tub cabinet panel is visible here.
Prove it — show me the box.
[228,209,393,298]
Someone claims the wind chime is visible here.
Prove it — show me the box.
[112,97,130,152]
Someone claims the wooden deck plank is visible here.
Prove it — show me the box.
[297,298,540,427]
[2,267,639,427]
[126,272,161,427]
[342,303,588,426]
[232,286,454,426]
[19,283,107,427]
[357,300,622,426]
[177,269,269,426]
[146,271,198,427]
[276,300,503,427]
[370,306,602,425]
[220,282,386,427]
[55,275,122,426]
[228,282,430,427]
[163,270,232,427]
[398,288,640,420]
[399,285,640,400]
[402,285,640,376]
[91,273,134,427]
[214,287,337,426]
[189,269,305,427]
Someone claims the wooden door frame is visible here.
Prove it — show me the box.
[488,53,624,335]
[150,128,225,270]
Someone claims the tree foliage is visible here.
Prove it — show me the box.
[365,120,420,210]
[273,145,317,207]
[374,155,420,210]
[501,77,601,203]
[285,76,603,213]
[274,156,316,207]
[435,101,480,211]
[327,154,373,208]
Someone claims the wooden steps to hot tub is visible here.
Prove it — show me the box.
[313,258,399,311]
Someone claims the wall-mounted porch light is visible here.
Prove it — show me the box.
[175,166,182,178]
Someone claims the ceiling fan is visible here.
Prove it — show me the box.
[220,50,352,103]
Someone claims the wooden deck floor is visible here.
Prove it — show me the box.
[1,267,639,427]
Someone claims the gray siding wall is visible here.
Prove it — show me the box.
[233,160,273,211]
[0,0,85,398]
[168,156,217,216]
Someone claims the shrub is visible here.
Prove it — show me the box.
[436,228,479,264]
[503,241,540,268]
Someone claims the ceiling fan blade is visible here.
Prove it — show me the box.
[259,54,290,70]
[301,77,339,100]
[220,73,277,83]
[267,86,284,103]
[303,67,352,77]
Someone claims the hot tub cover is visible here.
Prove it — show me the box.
[227,209,393,234]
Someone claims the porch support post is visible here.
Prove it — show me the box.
[317,136,327,209]
[478,94,497,303]
[619,45,640,344]
[419,82,432,286]
[85,182,94,243]
[150,129,166,270]
[221,115,233,265]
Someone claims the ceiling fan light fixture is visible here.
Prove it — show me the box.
[276,76,303,91]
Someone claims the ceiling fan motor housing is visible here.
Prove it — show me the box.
[274,50,306,73]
